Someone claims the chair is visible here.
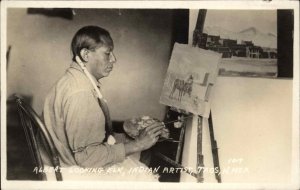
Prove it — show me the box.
[14,95,63,181]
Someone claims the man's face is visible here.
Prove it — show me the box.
[88,44,116,80]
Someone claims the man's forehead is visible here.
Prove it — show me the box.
[97,44,113,52]
[100,36,114,49]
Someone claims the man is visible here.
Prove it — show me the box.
[42,26,163,180]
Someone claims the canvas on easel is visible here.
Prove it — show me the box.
[160,42,221,118]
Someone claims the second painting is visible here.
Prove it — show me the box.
[160,43,221,117]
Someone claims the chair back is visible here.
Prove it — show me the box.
[15,95,63,181]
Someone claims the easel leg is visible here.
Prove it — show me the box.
[175,121,186,163]
[208,111,222,183]
[197,115,204,183]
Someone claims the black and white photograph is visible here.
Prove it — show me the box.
[1,1,299,190]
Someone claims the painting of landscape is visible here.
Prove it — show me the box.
[160,43,221,117]
[194,10,277,78]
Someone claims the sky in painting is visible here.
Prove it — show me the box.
[204,10,277,35]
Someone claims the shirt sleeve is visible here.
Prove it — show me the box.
[63,90,126,168]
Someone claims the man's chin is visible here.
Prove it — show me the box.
[102,72,111,78]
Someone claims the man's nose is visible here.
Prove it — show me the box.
[109,52,117,63]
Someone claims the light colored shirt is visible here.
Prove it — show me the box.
[43,62,125,168]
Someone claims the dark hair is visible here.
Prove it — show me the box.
[71,25,113,61]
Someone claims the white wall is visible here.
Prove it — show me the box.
[181,77,293,184]
[7,9,173,120]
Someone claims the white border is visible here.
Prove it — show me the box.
[291,3,300,188]
[1,0,299,9]
[1,1,299,190]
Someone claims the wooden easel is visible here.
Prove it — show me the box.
[194,9,221,183]
[154,109,221,183]
[196,111,222,183]
[156,9,222,183]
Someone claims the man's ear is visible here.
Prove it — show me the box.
[79,48,89,62]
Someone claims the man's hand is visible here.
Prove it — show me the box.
[113,133,131,144]
[124,121,164,155]
[135,122,165,150]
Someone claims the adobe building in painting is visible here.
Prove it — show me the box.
[193,30,277,59]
